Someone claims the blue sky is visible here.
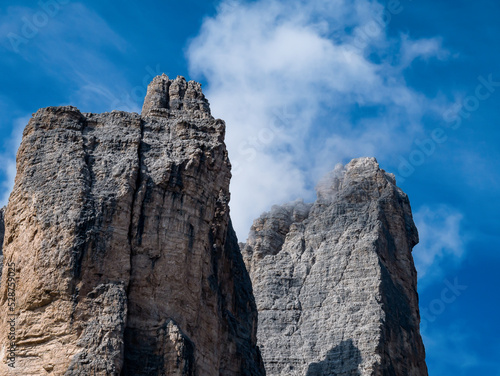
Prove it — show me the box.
[1,0,499,374]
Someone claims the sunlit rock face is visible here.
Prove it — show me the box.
[0,75,265,376]
[242,158,428,376]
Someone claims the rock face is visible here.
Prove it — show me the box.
[241,158,428,376]
[0,207,4,279]
[0,75,264,375]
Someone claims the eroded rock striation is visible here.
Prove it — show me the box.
[0,75,264,375]
[241,158,428,376]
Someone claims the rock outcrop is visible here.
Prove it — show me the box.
[0,75,264,376]
[241,158,428,376]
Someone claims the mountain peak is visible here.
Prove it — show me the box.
[142,74,211,118]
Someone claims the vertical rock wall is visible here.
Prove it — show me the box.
[242,158,428,376]
[0,75,264,376]
[0,207,5,280]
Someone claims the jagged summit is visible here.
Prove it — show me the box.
[242,157,427,375]
[142,74,211,118]
[315,157,400,203]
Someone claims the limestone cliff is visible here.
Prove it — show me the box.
[241,158,428,376]
[0,75,264,376]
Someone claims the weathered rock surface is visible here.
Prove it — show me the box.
[0,75,264,375]
[241,158,428,376]
[0,207,4,280]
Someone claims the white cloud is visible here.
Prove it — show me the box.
[400,35,449,68]
[187,0,451,239]
[413,205,466,286]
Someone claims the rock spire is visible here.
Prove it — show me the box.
[242,158,428,376]
[0,75,265,376]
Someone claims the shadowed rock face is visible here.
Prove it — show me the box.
[242,158,428,376]
[306,340,362,376]
[0,75,264,376]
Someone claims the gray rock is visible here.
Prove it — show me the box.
[0,75,264,376]
[242,157,428,376]
[65,283,128,375]
[0,72,427,376]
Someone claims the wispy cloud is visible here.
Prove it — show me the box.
[413,205,467,286]
[0,115,29,207]
[0,3,136,112]
[187,0,451,238]
[399,35,450,68]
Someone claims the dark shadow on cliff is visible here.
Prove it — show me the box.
[306,339,361,376]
